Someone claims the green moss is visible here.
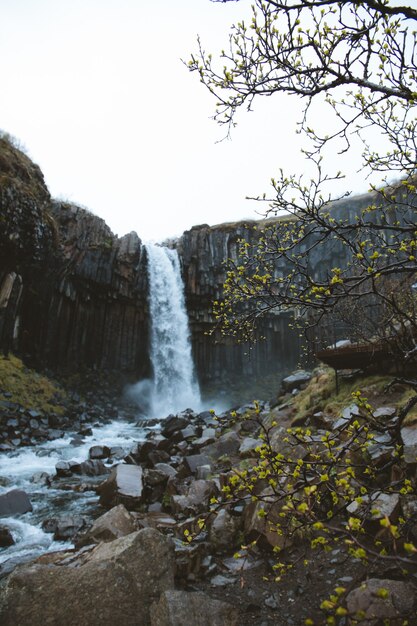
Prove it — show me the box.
[291,367,395,418]
[0,353,67,414]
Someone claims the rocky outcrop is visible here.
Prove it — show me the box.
[177,222,302,389]
[0,528,175,626]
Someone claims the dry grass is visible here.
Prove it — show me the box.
[291,366,414,419]
[0,353,67,414]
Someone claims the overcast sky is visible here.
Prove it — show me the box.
[0,0,379,242]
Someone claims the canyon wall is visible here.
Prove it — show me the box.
[3,136,405,397]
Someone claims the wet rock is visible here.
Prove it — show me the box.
[88,445,111,460]
[0,528,175,626]
[30,472,51,486]
[76,504,136,547]
[0,489,32,517]
[346,578,415,624]
[74,459,110,476]
[55,460,73,477]
[161,416,190,438]
[0,527,14,547]
[150,590,238,626]
[97,463,144,510]
[42,515,87,541]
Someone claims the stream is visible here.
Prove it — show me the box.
[0,418,153,575]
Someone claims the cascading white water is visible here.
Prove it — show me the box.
[144,243,201,417]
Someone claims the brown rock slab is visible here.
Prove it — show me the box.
[0,528,175,626]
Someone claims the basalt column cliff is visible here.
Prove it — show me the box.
[0,137,300,392]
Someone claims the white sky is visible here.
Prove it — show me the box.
[0,0,378,242]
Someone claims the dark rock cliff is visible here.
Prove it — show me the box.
[3,136,398,399]
[0,137,150,375]
[177,222,302,392]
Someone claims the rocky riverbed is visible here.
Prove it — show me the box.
[0,367,417,625]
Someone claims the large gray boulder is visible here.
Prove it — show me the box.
[0,528,175,626]
[150,590,238,626]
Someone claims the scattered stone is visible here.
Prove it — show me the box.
[55,461,73,477]
[346,578,415,623]
[183,454,211,475]
[239,437,263,458]
[0,489,32,517]
[161,416,190,438]
[76,504,136,547]
[401,425,417,464]
[171,480,217,516]
[150,590,239,626]
[204,431,240,460]
[209,509,241,553]
[281,370,312,393]
[0,526,14,547]
[97,463,144,510]
[210,574,235,587]
[42,515,87,541]
[88,444,111,460]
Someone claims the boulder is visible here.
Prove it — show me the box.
[150,590,238,626]
[346,578,415,624]
[0,489,32,517]
[76,504,136,547]
[171,480,217,516]
[183,454,211,475]
[42,515,87,541]
[0,528,175,626]
[0,526,14,547]
[401,425,417,464]
[161,416,190,438]
[209,509,241,553]
[88,445,111,460]
[97,464,144,510]
[281,370,312,392]
[74,459,110,476]
[244,488,292,550]
[204,431,240,460]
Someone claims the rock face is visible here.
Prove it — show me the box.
[177,222,302,388]
[0,528,175,626]
[2,135,404,394]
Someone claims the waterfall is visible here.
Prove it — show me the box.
[144,243,201,417]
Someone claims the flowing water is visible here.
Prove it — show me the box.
[128,244,201,418]
[0,243,204,572]
[0,419,149,574]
